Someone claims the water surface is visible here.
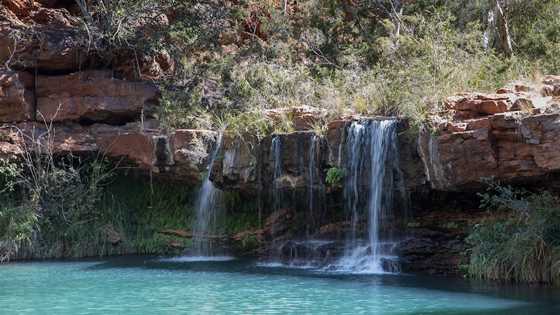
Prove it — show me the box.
[0,257,558,314]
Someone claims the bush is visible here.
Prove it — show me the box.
[325,167,344,187]
[467,184,560,285]
[0,205,37,262]
[0,124,114,261]
[154,2,540,132]
[66,1,557,132]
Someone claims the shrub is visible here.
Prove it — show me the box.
[0,124,114,261]
[467,184,560,285]
[325,167,344,187]
[0,204,37,262]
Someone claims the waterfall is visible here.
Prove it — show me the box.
[307,135,319,231]
[334,119,399,273]
[271,135,283,211]
[191,132,226,258]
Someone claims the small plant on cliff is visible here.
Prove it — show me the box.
[466,184,560,285]
[325,167,344,188]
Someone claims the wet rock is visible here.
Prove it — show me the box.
[263,208,295,240]
[211,118,425,199]
[396,210,484,275]
[314,221,351,240]
[210,133,259,193]
[277,239,340,265]
[165,129,217,183]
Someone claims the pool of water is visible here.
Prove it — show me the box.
[0,256,558,314]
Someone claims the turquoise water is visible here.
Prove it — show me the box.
[0,257,558,314]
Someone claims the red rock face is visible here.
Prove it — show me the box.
[36,71,159,123]
[0,70,33,122]
[447,93,511,119]
[1,69,159,124]
[0,121,218,184]
[419,78,560,190]
[0,2,207,184]
[0,0,86,72]
[0,0,172,76]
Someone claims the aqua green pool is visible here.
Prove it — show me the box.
[0,257,558,314]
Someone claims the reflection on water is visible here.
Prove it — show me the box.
[159,256,236,262]
[0,256,558,315]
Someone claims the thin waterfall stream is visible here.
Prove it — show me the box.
[190,131,230,259]
[307,134,319,237]
[271,135,283,212]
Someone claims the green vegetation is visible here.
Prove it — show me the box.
[95,175,196,255]
[0,124,197,261]
[0,122,118,261]
[223,191,260,235]
[74,0,559,134]
[0,156,197,261]
[467,184,560,285]
[326,167,344,188]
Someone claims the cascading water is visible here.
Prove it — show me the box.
[333,119,399,273]
[307,134,320,234]
[267,135,284,260]
[190,132,228,259]
[262,133,335,268]
[271,135,283,211]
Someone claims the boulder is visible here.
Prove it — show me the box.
[446,93,512,120]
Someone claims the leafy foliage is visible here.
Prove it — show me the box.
[325,167,344,187]
[467,184,560,285]
[138,0,559,133]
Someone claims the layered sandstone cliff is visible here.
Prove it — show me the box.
[0,1,212,184]
[419,77,560,190]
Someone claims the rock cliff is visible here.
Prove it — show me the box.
[0,1,213,184]
[419,77,560,190]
